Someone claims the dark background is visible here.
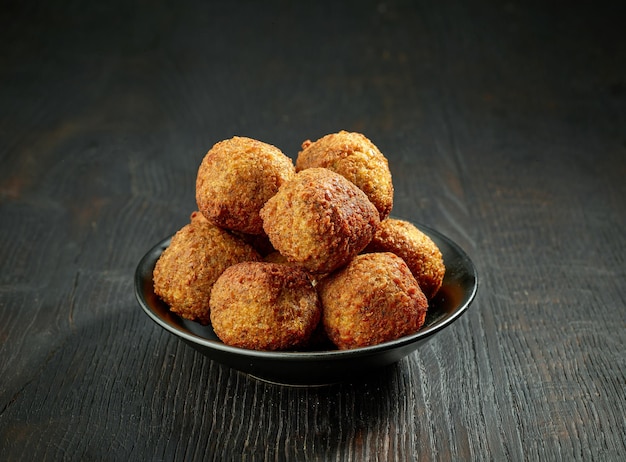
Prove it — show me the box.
[1,0,625,460]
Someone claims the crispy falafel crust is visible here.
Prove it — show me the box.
[196,136,295,235]
[260,168,380,274]
[319,252,428,350]
[364,218,445,299]
[210,262,321,351]
[296,131,394,220]
[153,213,261,325]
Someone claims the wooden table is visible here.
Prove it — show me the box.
[1,1,625,460]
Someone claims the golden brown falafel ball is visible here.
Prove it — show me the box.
[153,214,262,324]
[196,136,295,235]
[260,168,380,274]
[364,218,445,299]
[210,262,321,351]
[318,252,428,350]
[296,131,394,220]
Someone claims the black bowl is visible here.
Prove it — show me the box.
[134,222,478,386]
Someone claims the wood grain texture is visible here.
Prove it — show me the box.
[1,0,625,460]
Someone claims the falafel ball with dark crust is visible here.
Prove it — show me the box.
[364,218,445,299]
[296,131,394,221]
[153,213,262,325]
[196,136,295,235]
[260,168,380,274]
[318,252,428,350]
[210,262,321,351]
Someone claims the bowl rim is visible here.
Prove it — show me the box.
[134,220,478,362]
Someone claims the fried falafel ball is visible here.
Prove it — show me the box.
[260,167,380,274]
[196,136,295,235]
[319,252,428,350]
[364,218,445,299]
[296,131,394,220]
[153,213,262,325]
[210,262,321,351]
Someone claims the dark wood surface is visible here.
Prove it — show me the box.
[1,0,625,460]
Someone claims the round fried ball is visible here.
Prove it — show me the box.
[364,218,445,299]
[196,136,295,235]
[319,252,428,350]
[153,213,262,324]
[260,168,380,274]
[296,131,394,220]
[210,262,321,351]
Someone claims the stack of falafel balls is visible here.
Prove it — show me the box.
[153,131,445,351]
